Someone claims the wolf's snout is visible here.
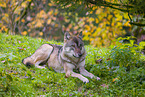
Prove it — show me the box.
[78,53,82,57]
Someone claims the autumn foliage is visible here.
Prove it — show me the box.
[0,0,132,47]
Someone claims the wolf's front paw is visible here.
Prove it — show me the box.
[83,78,89,83]
[89,73,95,79]
[96,77,101,80]
[93,76,101,80]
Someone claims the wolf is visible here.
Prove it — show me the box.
[22,32,100,83]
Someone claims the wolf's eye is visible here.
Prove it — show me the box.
[71,45,75,47]
[80,43,84,47]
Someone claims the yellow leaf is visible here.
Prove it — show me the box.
[40,10,45,14]
[92,6,97,10]
[21,19,25,23]
[111,23,114,26]
[87,18,94,22]
[84,25,90,30]
[48,10,53,15]
[95,8,103,14]
[82,31,86,35]
[4,28,8,32]
[15,17,20,22]
[90,38,94,42]
[115,14,122,21]
[52,17,56,21]
[2,14,9,23]
[22,31,27,35]
[14,6,21,14]
[95,18,99,23]
[90,29,94,33]
[123,13,129,19]
[28,29,31,32]
[107,15,112,21]
[22,1,28,8]
[98,15,103,20]
[74,26,78,30]
[1,26,5,30]
[68,12,71,15]
[39,32,43,36]
[92,31,98,37]
[83,31,91,36]
[47,19,52,24]
[48,3,52,6]
[116,22,122,27]
[108,33,112,38]
[124,21,131,27]
[55,24,58,27]
[35,21,43,27]
[65,19,70,23]
[113,78,119,82]
[26,0,32,2]
[102,33,106,39]
[68,24,72,29]
[78,21,85,27]
[4,13,9,17]
[83,35,89,40]
[31,21,36,25]
[36,10,46,18]
[89,11,93,14]
[0,2,6,7]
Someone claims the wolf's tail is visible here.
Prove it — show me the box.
[22,57,35,67]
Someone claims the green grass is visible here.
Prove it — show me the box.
[0,33,145,96]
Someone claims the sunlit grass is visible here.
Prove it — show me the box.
[0,33,145,96]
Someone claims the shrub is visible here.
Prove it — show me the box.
[106,37,145,70]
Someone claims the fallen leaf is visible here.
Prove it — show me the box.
[17,47,26,50]
[113,78,119,82]
[107,58,111,61]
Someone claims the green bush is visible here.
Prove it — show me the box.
[107,37,145,69]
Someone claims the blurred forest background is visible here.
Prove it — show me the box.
[0,0,145,47]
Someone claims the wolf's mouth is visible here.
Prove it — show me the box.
[73,54,80,58]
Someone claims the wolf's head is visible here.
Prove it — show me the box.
[63,32,85,58]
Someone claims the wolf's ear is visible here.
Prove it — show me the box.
[64,32,71,41]
[77,32,83,39]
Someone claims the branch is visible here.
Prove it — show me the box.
[130,22,145,26]
[19,0,33,21]
[127,3,133,22]
[12,1,24,13]
[0,7,4,13]
[103,1,133,8]
[87,0,132,12]
[104,4,129,12]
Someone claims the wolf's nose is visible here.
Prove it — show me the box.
[78,53,82,57]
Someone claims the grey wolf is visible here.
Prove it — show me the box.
[22,32,100,83]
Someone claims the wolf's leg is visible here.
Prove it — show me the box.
[32,44,53,69]
[79,66,94,78]
[71,72,89,83]
[64,63,89,83]
[79,60,100,80]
